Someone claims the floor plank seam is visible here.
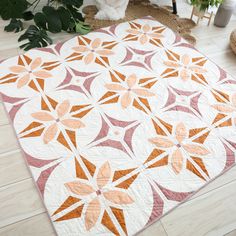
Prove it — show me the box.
[0,148,20,157]
[0,122,10,126]
[160,220,169,236]
[0,211,47,230]
[0,177,32,191]
[190,176,236,201]
[180,178,236,206]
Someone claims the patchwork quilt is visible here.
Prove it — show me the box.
[0,16,235,236]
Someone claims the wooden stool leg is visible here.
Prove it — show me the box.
[208,12,213,26]
[172,0,177,14]
[197,15,201,24]
[190,7,194,20]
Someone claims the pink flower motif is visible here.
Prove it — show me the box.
[31,100,85,144]
[9,57,52,88]
[163,54,207,81]
[149,122,210,174]
[105,74,155,109]
[65,161,134,231]
[72,38,114,64]
[126,24,164,45]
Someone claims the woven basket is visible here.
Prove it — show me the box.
[230,29,236,55]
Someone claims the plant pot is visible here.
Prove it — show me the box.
[214,0,236,27]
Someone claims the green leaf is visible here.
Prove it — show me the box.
[57,7,71,31]
[190,0,223,10]
[75,21,91,35]
[4,18,23,33]
[66,5,84,21]
[34,12,47,30]
[62,0,83,8]
[42,6,62,33]
[22,11,34,21]
[18,25,52,51]
[0,0,28,20]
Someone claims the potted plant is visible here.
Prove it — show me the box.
[0,0,91,50]
[190,0,223,12]
[190,0,223,25]
[214,0,236,27]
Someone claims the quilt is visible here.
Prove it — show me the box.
[0,16,235,236]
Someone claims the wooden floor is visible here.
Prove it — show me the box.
[0,1,236,235]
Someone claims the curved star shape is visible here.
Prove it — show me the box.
[88,114,140,157]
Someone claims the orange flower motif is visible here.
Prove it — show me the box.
[31,100,85,144]
[149,123,210,174]
[212,93,236,124]
[105,74,155,109]
[9,57,52,88]
[65,161,134,231]
[72,38,114,64]
[163,54,207,81]
[126,23,164,45]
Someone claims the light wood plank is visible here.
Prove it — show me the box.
[0,125,18,154]
[138,220,167,236]
[0,150,30,188]
[0,213,55,236]
[161,180,236,236]
[0,178,45,228]
[0,48,19,60]
[0,103,9,126]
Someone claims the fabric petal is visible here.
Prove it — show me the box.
[183,144,210,156]
[17,74,30,88]
[142,24,151,33]
[33,70,52,78]
[149,136,174,148]
[9,65,27,73]
[84,52,94,64]
[180,69,190,81]
[132,88,155,97]
[181,54,191,65]
[139,34,149,45]
[85,198,101,230]
[163,61,179,68]
[175,122,188,143]
[105,83,126,91]
[73,46,89,53]
[126,29,140,35]
[120,92,132,109]
[91,38,102,49]
[56,100,70,118]
[61,118,85,129]
[189,66,207,74]
[103,190,134,204]
[127,74,137,88]
[171,148,183,174]
[97,161,111,188]
[31,111,54,121]
[30,57,42,70]
[65,181,94,196]
[211,104,235,113]
[43,123,58,144]
[148,33,163,38]
[96,49,114,56]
